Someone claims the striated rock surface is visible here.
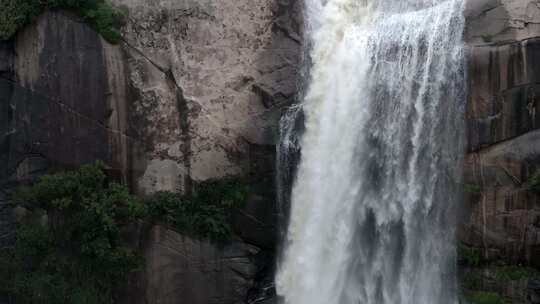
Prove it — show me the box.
[462,0,540,266]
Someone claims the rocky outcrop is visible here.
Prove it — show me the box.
[461,0,540,266]
[112,0,302,194]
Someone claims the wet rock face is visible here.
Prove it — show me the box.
[467,39,540,151]
[461,130,540,263]
[462,0,540,264]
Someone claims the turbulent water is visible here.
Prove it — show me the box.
[276,1,466,304]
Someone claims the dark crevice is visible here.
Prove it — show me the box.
[120,37,169,74]
[273,23,301,45]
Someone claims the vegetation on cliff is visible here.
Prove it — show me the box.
[0,162,248,303]
[0,0,124,43]
[0,163,144,303]
[464,184,482,195]
[466,291,505,304]
[146,179,248,241]
[528,170,540,194]
[458,243,540,304]
[458,243,482,267]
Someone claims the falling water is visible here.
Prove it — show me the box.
[276,105,303,237]
[276,0,466,304]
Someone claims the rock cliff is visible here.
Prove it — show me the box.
[0,0,301,303]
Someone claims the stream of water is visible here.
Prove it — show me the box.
[276,1,466,303]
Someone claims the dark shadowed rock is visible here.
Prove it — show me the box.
[462,0,540,266]
[0,42,13,79]
[3,11,132,181]
[529,279,540,304]
[467,39,540,152]
[125,225,261,304]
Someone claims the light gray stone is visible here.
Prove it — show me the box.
[112,0,302,193]
[466,0,540,45]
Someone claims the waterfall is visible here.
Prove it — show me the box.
[275,0,466,304]
[276,105,303,238]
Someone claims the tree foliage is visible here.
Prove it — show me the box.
[0,0,124,43]
[0,162,144,303]
[147,179,249,241]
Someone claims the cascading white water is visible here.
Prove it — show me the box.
[276,1,466,304]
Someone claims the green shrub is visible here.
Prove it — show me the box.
[0,162,145,304]
[0,0,124,43]
[0,0,42,40]
[458,243,482,267]
[493,265,538,281]
[467,292,505,304]
[464,184,482,194]
[147,179,248,242]
[528,170,540,194]
[481,35,493,43]
[461,271,483,290]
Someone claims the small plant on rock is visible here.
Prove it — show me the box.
[493,265,538,282]
[461,271,483,291]
[467,291,505,304]
[464,184,482,194]
[458,243,482,267]
[528,170,540,194]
